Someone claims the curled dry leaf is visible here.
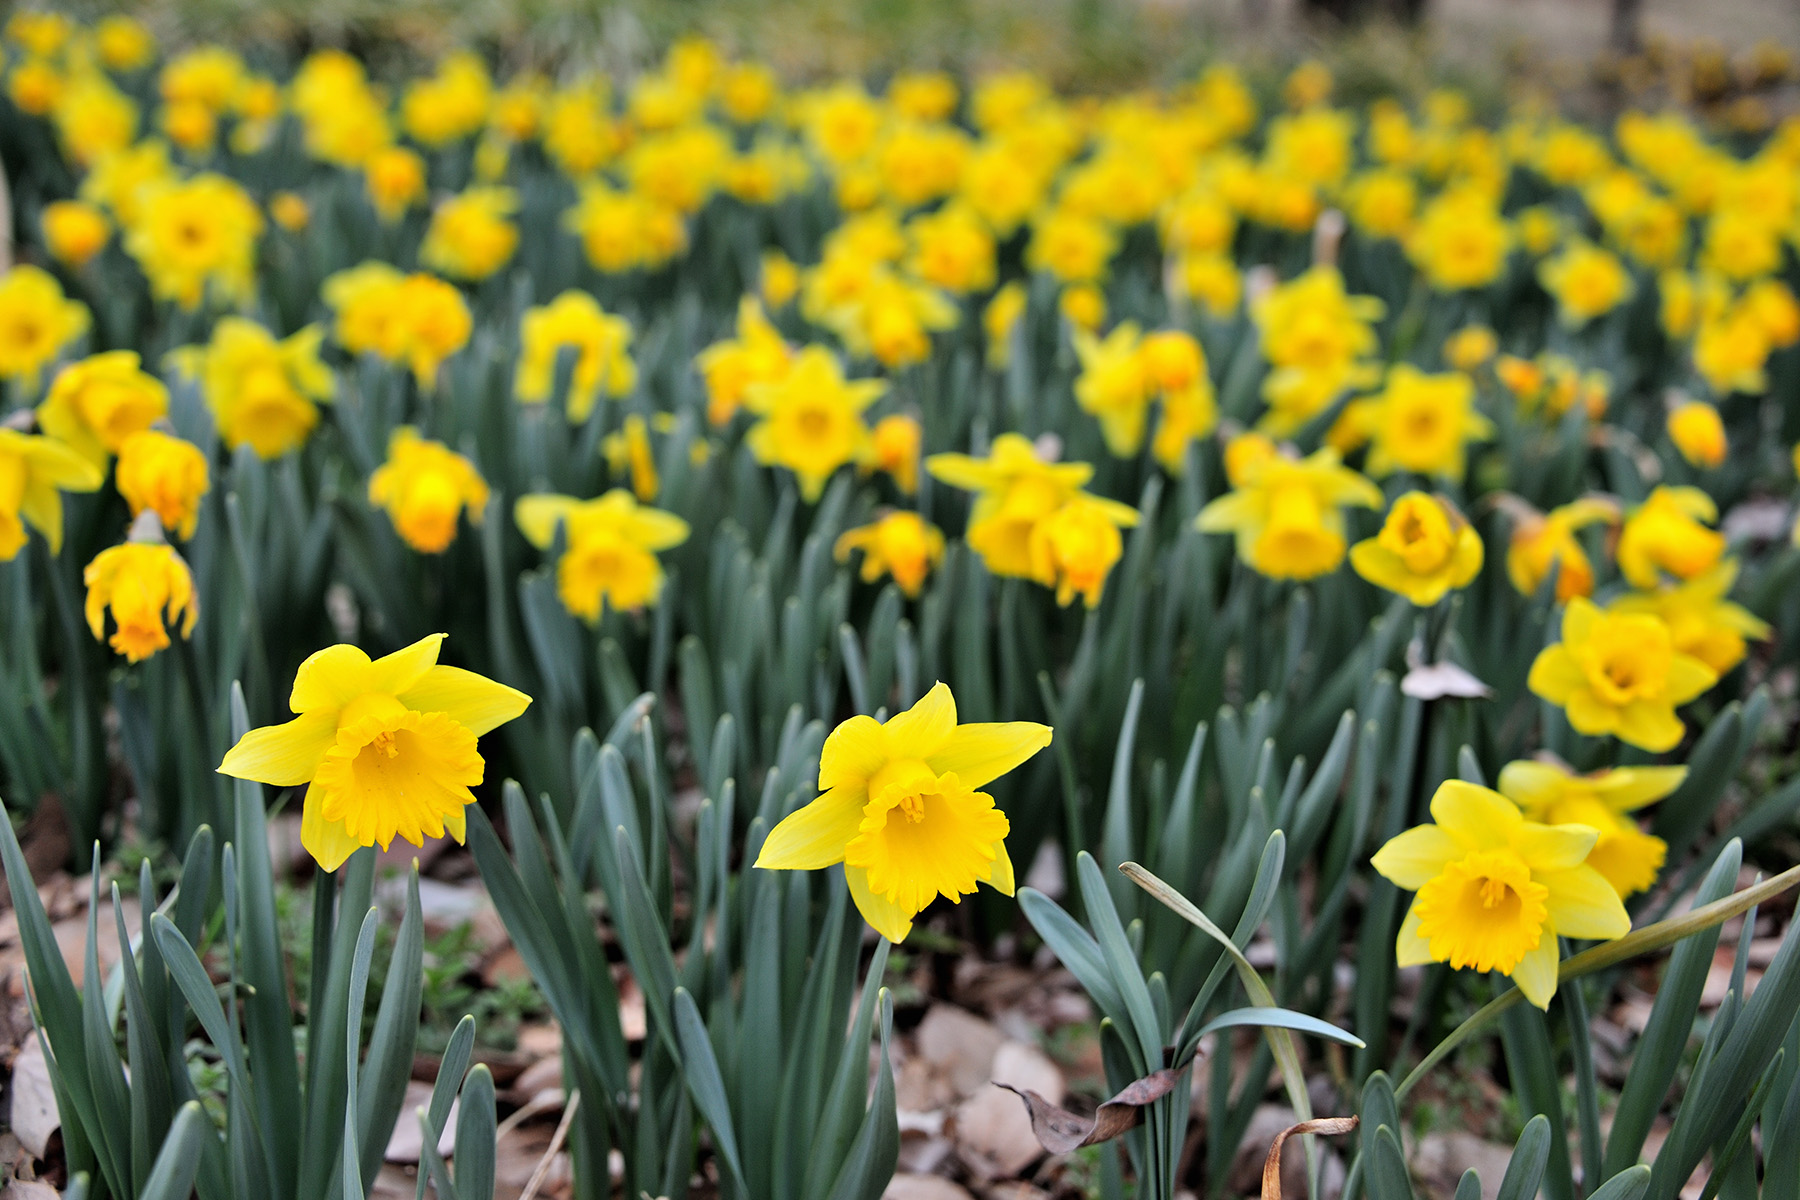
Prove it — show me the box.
[1261,1116,1360,1200]
[998,1067,1180,1154]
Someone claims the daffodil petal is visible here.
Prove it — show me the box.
[1511,821,1597,873]
[1396,901,1434,967]
[756,788,863,870]
[818,715,888,793]
[1430,781,1521,850]
[1662,655,1719,705]
[982,840,1016,895]
[1526,646,1585,704]
[1495,760,1565,811]
[218,710,339,786]
[365,633,448,695]
[289,643,375,712]
[398,665,532,736]
[882,681,957,757]
[302,785,368,873]
[846,863,913,943]
[1614,702,1685,753]
[1595,766,1687,813]
[1541,865,1631,940]
[514,494,581,548]
[1510,928,1560,1010]
[1372,825,1461,889]
[924,721,1053,789]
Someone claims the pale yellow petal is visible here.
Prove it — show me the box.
[1541,865,1631,940]
[1511,821,1598,873]
[818,715,889,793]
[288,643,374,712]
[982,840,1016,896]
[755,788,864,870]
[924,721,1052,789]
[1396,902,1434,967]
[515,494,582,548]
[1371,825,1461,889]
[302,784,368,873]
[846,863,914,943]
[1430,781,1521,850]
[364,633,448,696]
[881,681,958,758]
[219,711,339,786]
[398,665,532,736]
[1509,929,1560,1010]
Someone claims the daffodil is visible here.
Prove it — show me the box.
[866,414,922,495]
[1666,401,1727,468]
[35,351,168,468]
[695,297,791,427]
[0,429,105,560]
[83,541,198,663]
[1195,447,1382,580]
[1502,496,1619,602]
[743,345,883,502]
[41,200,111,268]
[755,682,1051,942]
[1072,323,1151,457]
[600,413,661,502]
[835,511,945,598]
[1610,560,1771,677]
[1350,492,1484,606]
[1617,487,1726,588]
[219,635,530,871]
[1027,493,1140,607]
[116,430,209,541]
[928,434,1093,579]
[0,266,90,391]
[189,318,334,460]
[420,186,520,281]
[1538,241,1635,326]
[1496,760,1684,898]
[1372,780,1630,1009]
[516,490,690,622]
[1528,598,1718,752]
[1346,365,1494,480]
[515,291,638,422]
[369,428,490,554]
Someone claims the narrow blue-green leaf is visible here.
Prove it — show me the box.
[139,1102,212,1200]
[674,987,748,1197]
[1495,1115,1551,1200]
[1193,1007,1364,1049]
[453,1065,498,1200]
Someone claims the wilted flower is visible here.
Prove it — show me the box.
[116,429,210,540]
[1028,493,1140,607]
[83,540,198,663]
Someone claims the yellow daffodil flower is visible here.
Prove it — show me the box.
[743,345,883,502]
[1528,598,1717,752]
[601,413,661,502]
[1073,322,1151,457]
[868,414,922,495]
[41,200,111,268]
[369,427,490,554]
[83,541,198,663]
[1348,364,1494,479]
[755,682,1050,943]
[515,490,690,622]
[1497,759,1685,898]
[1610,560,1771,677]
[516,291,638,421]
[1373,780,1630,1009]
[1667,400,1727,468]
[1350,492,1484,606]
[1538,240,1635,326]
[1617,486,1726,588]
[189,318,334,459]
[835,511,945,598]
[1502,496,1619,602]
[420,186,520,281]
[695,297,790,427]
[1028,492,1140,607]
[125,174,263,309]
[1443,325,1498,371]
[928,433,1093,579]
[1195,446,1382,580]
[0,266,90,391]
[35,350,168,468]
[0,429,105,560]
[116,430,209,541]
[219,634,530,871]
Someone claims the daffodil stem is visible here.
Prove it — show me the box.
[173,632,226,833]
[1392,861,1800,1103]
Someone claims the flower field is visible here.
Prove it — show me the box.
[3,9,1800,1200]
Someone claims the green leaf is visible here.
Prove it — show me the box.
[824,990,898,1200]
[1193,1007,1365,1049]
[1494,1115,1551,1200]
[1368,1126,1414,1200]
[342,906,380,1200]
[1077,853,1163,1072]
[453,1065,498,1200]
[674,987,748,1197]
[79,854,131,1199]
[417,1017,477,1200]
[1453,1170,1482,1200]
[359,870,425,1189]
[1588,1166,1652,1200]
[805,940,890,1200]
[113,883,174,1197]
[140,1102,212,1200]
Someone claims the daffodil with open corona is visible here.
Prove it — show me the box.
[756,683,1050,942]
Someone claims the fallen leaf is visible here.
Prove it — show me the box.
[1261,1116,1357,1200]
[998,1068,1179,1154]
[8,1041,58,1159]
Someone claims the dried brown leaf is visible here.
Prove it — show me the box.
[997,1068,1179,1154]
[1261,1116,1359,1200]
